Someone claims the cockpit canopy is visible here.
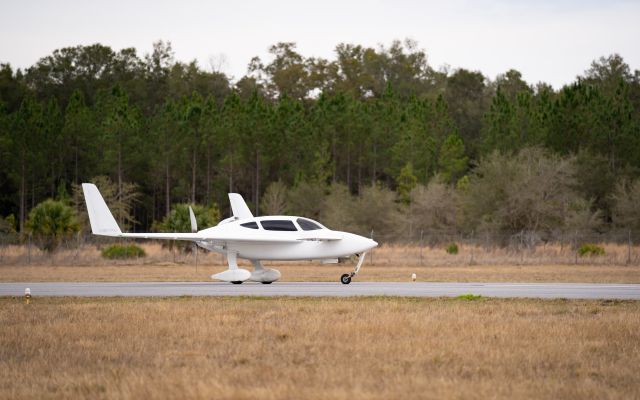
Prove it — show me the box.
[261,220,297,231]
[296,218,322,231]
[239,217,324,231]
[240,221,259,229]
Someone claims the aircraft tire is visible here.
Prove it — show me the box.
[340,274,352,284]
[231,281,243,284]
[261,281,273,284]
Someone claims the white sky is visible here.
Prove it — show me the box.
[1,0,639,88]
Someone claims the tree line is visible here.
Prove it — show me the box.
[0,40,639,242]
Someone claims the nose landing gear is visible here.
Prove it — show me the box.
[340,252,367,284]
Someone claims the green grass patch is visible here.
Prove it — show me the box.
[577,244,605,257]
[101,244,146,259]
[456,294,484,301]
[446,242,459,255]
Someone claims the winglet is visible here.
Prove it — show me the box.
[82,183,122,236]
[228,193,253,220]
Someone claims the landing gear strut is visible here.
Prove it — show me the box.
[340,252,367,284]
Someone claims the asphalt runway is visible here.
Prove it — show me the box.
[1,281,639,299]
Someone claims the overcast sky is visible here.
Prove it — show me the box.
[1,0,638,88]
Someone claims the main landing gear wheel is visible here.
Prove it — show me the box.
[231,281,243,284]
[340,274,352,285]
[261,281,273,284]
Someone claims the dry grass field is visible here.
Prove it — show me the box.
[1,242,639,283]
[3,242,640,267]
[1,296,639,399]
[1,263,640,284]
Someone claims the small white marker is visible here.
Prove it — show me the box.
[411,273,416,282]
[24,288,31,304]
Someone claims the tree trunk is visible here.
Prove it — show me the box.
[151,185,156,223]
[117,142,123,226]
[332,135,337,183]
[206,145,211,203]
[191,148,197,204]
[19,158,25,233]
[372,141,377,185]
[165,160,170,216]
[74,140,79,185]
[255,151,260,216]
[357,142,362,194]
[31,174,35,209]
[51,161,55,197]
[228,153,233,194]
[346,141,351,190]
[358,161,362,194]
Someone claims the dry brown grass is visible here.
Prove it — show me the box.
[1,297,639,399]
[1,263,639,284]
[1,243,639,283]
[3,242,640,267]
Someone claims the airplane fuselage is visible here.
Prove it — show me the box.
[197,216,377,261]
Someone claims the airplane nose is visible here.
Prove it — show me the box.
[341,232,379,253]
[356,234,377,251]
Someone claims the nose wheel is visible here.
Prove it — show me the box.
[340,252,367,284]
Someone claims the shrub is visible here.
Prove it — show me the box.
[461,148,581,235]
[446,242,459,255]
[611,178,640,230]
[410,181,458,235]
[101,244,146,259]
[155,203,220,233]
[153,203,220,250]
[577,244,605,257]
[26,199,80,252]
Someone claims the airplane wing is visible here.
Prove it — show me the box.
[115,232,300,244]
[117,231,344,243]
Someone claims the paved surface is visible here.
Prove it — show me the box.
[1,282,639,299]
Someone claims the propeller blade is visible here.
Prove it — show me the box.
[188,206,197,233]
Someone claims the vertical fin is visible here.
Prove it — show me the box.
[228,193,253,220]
[82,183,122,236]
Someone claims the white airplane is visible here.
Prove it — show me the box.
[82,183,377,284]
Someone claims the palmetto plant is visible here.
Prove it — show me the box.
[26,199,80,252]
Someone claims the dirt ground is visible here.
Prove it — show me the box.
[1,296,639,399]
